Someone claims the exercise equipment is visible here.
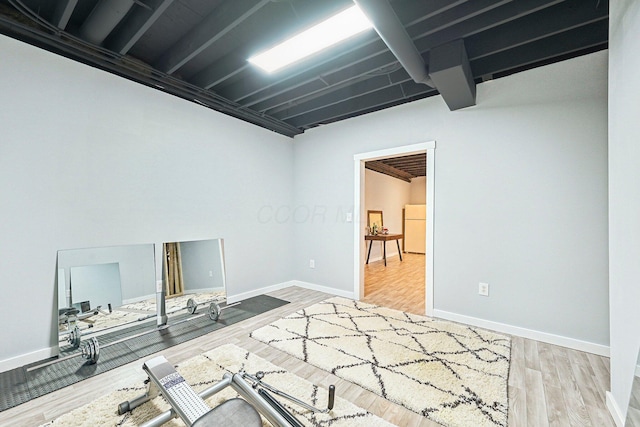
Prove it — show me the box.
[119,354,335,427]
[54,297,234,358]
[174,297,239,321]
[66,326,82,348]
[58,304,116,348]
[185,298,230,319]
[28,303,225,372]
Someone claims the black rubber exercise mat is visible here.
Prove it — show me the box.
[0,295,289,412]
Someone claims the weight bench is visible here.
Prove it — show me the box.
[119,354,335,427]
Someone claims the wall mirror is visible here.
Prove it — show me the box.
[626,347,640,426]
[56,243,156,351]
[367,210,383,233]
[161,238,227,320]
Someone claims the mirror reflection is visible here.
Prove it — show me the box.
[162,238,227,318]
[56,244,156,350]
[55,239,226,353]
[367,210,383,234]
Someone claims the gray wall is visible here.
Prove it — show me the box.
[292,51,609,347]
[608,0,640,421]
[0,34,293,363]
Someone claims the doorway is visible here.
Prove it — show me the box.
[353,142,435,316]
[362,155,426,314]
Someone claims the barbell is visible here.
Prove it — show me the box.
[28,301,229,371]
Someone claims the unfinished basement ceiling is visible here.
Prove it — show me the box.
[0,0,608,138]
[366,153,426,183]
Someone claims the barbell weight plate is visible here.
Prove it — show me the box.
[82,337,100,364]
[68,326,81,348]
[208,302,221,321]
[91,337,100,364]
[186,298,197,314]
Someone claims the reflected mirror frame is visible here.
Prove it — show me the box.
[55,243,156,351]
[367,210,383,230]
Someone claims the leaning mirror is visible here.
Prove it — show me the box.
[367,210,383,234]
[56,243,156,352]
[162,238,227,320]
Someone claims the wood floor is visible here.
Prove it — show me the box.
[364,252,425,315]
[0,286,615,427]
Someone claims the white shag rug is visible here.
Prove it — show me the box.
[42,343,394,427]
[250,297,511,427]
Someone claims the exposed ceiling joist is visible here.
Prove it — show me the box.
[366,154,427,182]
[107,0,174,55]
[154,0,270,74]
[366,161,414,183]
[0,0,608,136]
[52,0,77,30]
[220,0,505,104]
[78,0,135,46]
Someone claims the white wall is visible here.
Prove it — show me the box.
[0,35,294,366]
[364,169,410,260]
[292,51,609,348]
[607,0,640,423]
[409,177,427,204]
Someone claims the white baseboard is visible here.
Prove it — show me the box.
[227,280,354,304]
[289,280,355,299]
[226,281,293,304]
[607,391,625,427]
[433,309,610,357]
[0,346,57,373]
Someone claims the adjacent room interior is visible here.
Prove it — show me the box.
[362,154,427,315]
[0,1,638,426]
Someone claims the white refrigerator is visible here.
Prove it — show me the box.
[404,204,426,254]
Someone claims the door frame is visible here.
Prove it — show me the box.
[353,141,435,316]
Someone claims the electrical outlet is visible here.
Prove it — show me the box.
[478,282,489,296]
[346,212,353,222]
[209,270,213,277]
[309,259,315,269]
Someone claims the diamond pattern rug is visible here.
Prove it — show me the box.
[42,343,394,427]
[250,297,511,427]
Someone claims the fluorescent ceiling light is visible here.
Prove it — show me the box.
[248,5,373,73]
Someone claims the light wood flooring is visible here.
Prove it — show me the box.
[364,252,425,315]
[0,286,615,427]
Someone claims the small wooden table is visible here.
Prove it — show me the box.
[365,233,403,266]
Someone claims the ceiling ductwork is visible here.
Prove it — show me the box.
[354,0,476,110]
[353,0,433,87]
[429,39,476,110]
[79,0,135,46]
